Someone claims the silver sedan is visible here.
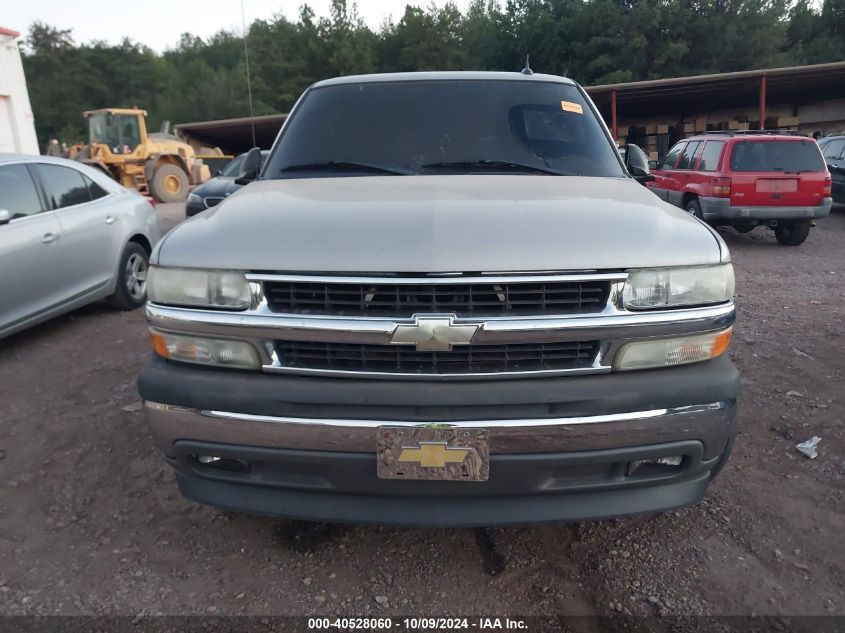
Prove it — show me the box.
[0,154,160,339]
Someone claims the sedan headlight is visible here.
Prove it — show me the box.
[147,267,252,310]
[187,193,202,205]
[623,264,734,310]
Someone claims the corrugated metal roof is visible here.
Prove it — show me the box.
[586,61,845,120]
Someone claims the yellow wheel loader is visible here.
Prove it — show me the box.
[69,108,218,203]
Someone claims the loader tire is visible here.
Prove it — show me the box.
[149,163,189,203]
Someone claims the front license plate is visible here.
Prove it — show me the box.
[376,427,489,481]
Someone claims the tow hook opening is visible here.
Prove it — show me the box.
[626,455,684,478]
[193,454,251,473]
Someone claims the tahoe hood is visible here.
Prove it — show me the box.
[155,175,727,271]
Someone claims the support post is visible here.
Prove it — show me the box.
[611,89,618,140]
[759,76,767,130]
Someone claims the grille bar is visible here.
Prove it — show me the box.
[263,279,611,317]
[274,340,599,375]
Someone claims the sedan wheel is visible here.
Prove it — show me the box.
[125,252,148,301]
[108,242,150,311]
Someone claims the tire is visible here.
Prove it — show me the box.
[684,198,703,220]
[108,242,149,311]
[734,224,755,234]
[149,163,189,203]
[774,220,811,246]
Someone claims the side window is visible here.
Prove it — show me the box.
[676,141,701,170]
[0,164,43,219]
[822,140,844,160]
[698,141,725,172]
[660,142,686,170]
[33,164,93,209]
[84,174,109,200]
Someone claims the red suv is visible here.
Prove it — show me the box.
[648,131,832,245]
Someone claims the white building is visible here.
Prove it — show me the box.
[0,27,39,155]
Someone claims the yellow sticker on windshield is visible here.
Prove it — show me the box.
[561,101,583,114]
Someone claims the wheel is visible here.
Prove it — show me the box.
[734,224,755,234]
[149,163,189,203]
[108,242,149,310]
[774,220,811,246]
[685,198,703,220]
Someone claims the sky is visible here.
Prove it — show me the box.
[3,0,473,52]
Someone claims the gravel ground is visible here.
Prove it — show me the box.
[1,203,843,622]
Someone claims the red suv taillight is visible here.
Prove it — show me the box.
[823,177,832,197]
[713,177,732,198]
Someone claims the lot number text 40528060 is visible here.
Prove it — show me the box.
[307,617,528,630]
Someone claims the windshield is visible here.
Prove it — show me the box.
[265,80,624,178]
[89,113,141,154]
[221,150,270,177]
[220,154,246,177]
[729,140,825,173]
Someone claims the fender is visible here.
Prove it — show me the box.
[145,154,191,182]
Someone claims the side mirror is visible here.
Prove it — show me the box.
[625,143,656,183]
[234,147,262,185]
[0,209,11,225]
[648,160,659,170]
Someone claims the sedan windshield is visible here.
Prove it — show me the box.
[265,80,624,178]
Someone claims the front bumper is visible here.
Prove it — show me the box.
[184,198,205,217]
[139,354,739,526]
[699,196,832,222]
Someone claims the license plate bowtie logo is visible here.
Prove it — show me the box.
[398,441,471,468]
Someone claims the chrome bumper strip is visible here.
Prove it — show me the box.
[145,302,736,346]
[144,400,736,456]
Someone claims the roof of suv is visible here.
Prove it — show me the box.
[685,131,808,142]
[311,71,577,89]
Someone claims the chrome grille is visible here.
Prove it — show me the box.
[273,340,599,375]
[263,279,611,317]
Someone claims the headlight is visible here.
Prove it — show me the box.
[623,264,734,310]
[150,330,261,370]
[613,328,732,371]
[147,267,252,309]
[187,193,202,205]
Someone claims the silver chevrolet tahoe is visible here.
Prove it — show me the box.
[138,72,739,527]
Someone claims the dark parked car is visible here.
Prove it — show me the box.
[818,135,845,204]
[185,150,269,216]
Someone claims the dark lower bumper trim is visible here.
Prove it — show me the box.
[175,471,710,527]
[169,439,723,526]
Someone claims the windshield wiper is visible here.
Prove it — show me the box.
[279,161,411,176]
[420,160,570,176]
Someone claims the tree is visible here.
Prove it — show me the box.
[19,1,845,149]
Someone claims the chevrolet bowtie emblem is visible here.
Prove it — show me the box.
[398,442,471,468]
[390,315,479,352]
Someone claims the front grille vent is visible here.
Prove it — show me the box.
[263,279,610,317]
[274,340,599,375]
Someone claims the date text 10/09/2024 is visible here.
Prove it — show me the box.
[307,617,528,630]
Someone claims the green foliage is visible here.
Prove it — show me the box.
[20,1,845,149]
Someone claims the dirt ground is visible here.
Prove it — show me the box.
[1,203,844,624]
